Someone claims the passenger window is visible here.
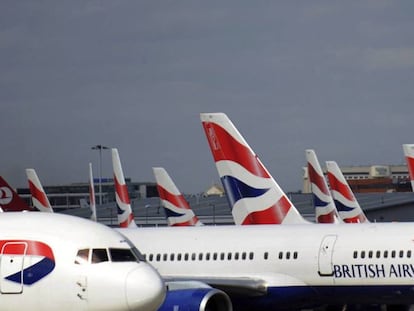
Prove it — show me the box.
[383,251,388,258]
[264,252,269,260]
[353,251,357,259]
[170,254,175,261]
[206,253,210,261]
[249,252,254,260]
[286,252,290,260]
[156,254,161,261]
[109,248,137,262]
[391,250,396,258]
[234,252,239,260]
[368,251,373,258]
[399,250,404,258]
[227,253,232,260]
[149,254,154,261]
[191,253,196,261]
[177,254,182,261]
[220,253,225,260]
[213,253,218,260]
[75,248,90,264]
[241,252,246,260]
[163,254,168,261]
[408,250,412,258]
[92,249,109,263]
[184,253,189,261]
[361,251,365,259]
[278,252,283,259]
[198,253,203,261]
[376,251,381,258]
[293,252,298,259]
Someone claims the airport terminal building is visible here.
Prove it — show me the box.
[15,163,414,226]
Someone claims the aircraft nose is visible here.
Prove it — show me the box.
[125,264,166,311]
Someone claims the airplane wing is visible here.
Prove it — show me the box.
[164,276,267,297]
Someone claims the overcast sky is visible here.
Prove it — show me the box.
[1,1,414,194]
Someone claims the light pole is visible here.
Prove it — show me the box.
[91,144,109,205]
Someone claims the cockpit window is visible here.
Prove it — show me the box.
[110,248,138,262]
[75,248,90,265]
[92,248,109,263]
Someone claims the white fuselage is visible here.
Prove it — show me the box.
[120,223,414,309]
[0,212,165,311]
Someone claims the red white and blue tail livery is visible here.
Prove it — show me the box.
[326,161,369,223]
[153,167,202,226]
[200,112,308,225]
[403,144,414,191]
[0,176,33,212]
[111,148,137,228]
[88,163,97,222]
[305,150,340,224]
[25,169,53,213]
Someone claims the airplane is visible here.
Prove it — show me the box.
[25,169,54,213]
[403,144,414,191]
[0,212,165,311]
[152,167,203,226]
[88,163,97,222]
[120,212,414,311]
[0,176,33,212]
[305,149,341,224]
[111,148,137,228]
[325,161,369,223]
[200,112,308,225]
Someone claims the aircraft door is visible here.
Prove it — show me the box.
[0,242,27,294]
[318,235,337,277]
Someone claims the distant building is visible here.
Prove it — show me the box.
[303,164,411,193]
[17,178,157,210]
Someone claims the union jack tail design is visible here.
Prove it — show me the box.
[200,112,308,225]
[305,150,340,224]
[25,169,53,213]
[153,167,202,226]
[326,161,369,223]
[88,163,97,222]
[0,176,33,212]
[403,144,414,191]
[111,148,137,228]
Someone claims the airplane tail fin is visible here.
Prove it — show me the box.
[305,150,340,224]
[0,176,33,212]
[111,148,137,228]
[200,112,308,225]
[88,163,97,222]
[325,161,368,223]
[403,144,414,191]
[153,167,202,226]
[25,169,54,213]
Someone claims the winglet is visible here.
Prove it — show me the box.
[25,169,53,212]
[403,144,414,191]
[325,161,368,223]
[0,176,33,212]
[88,163,97,222]
[305,150,340,224]
[111,148,137,228]
[200,112,308,225]
[153,167,202,226]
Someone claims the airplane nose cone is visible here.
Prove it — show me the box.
[125,264,166,311]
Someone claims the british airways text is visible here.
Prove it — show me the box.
[333,264,414,278]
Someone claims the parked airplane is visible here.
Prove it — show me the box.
[201,112,308,225]
[88,163,97,222]
[305,149,341,224]
[120,219,414,311]
[326,161,369,223]
[403,144,414,191]
[0,176,33,212]
[25,169,54,213]
[153,167,202,226]
[112,148,137,228]
[0,212,165,311]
